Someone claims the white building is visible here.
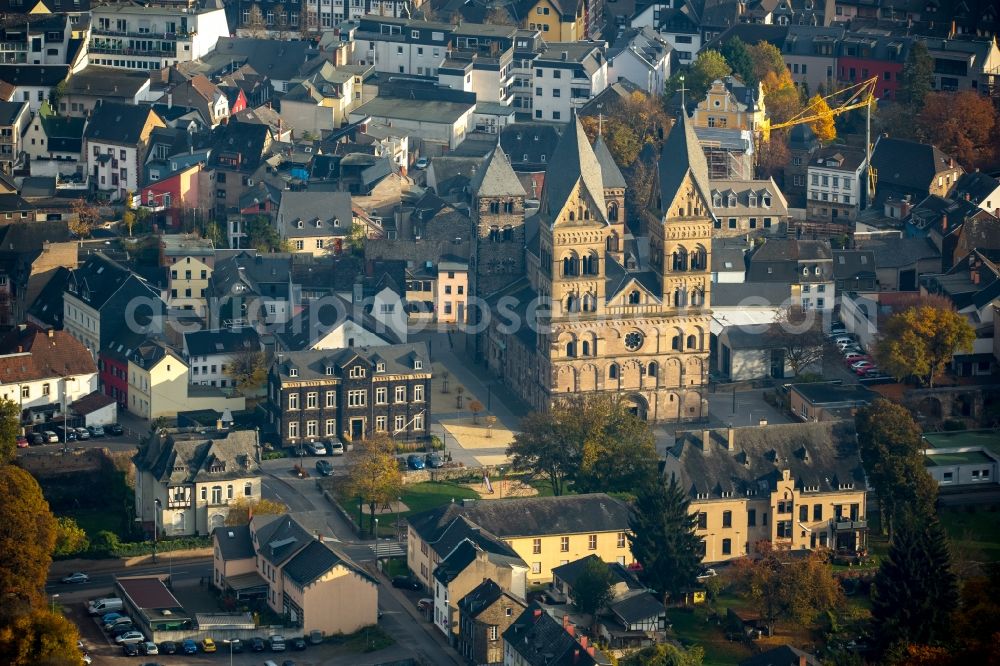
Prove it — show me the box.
[630,3,701,63]
[88,0,230,72]
[83,101,164,202]
[182,328,261,388]
[806,146,867,223]
[606,27,671,95]
[532,42,608,122]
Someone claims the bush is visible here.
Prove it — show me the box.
[89,530,121,557]
[429,435,443,451]
[942,419,966,431]
[263,450,288,460]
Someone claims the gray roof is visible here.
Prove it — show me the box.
[609,591,666,624]
[433,538,525,585]
[951,171,1000,207]
[253,515,314,568]
[607,27,671,65]
[710,179,788,216]
[208,251,292,299]
[592,135,627,189]
[64,66,149,98]
[870,137,957,194]
[134,429,260,485]
[208,38,320,81]
[653,112,714,220]
[721,324,788,350]
[84,100,159,146]
[503,604,611,666]
[184,328,260,358]
[283,539,377,587]
[278,191,354,237]
[833,250,877,282]
[856,236,940,269]
[541,115,607,224]
[274,342,429,381]
[470,145,526,198]
[665,421,867,500]
[711,282,792,307]
[213,524,255,561]
[788,382,875,407]
[352,96,474,125]
[458,579,519,619]
[0,100,25,126]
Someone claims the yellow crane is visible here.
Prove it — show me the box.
[758,76,880,206]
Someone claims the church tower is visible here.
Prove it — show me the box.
[470,145,526,299]
[592,134,627,264]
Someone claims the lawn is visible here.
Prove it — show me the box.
[666,606,752,666]
[59,507,131,541]
[939,506,1000,562]
[331,480,478,538]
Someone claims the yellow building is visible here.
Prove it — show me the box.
[160,234,215,316]
[407,494,633,587]
[523,0,584,41]
[664,422,868,563]
[692,77,766,132]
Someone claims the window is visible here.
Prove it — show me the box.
[747,509,756,527]
[394,415,405,432]
[722,511,732,528]
[395,386,406,403]
[376,415,387,431]
[588,534,597,550]
[560,536,569,552]
[532,538,541,554]
[42,383,50,396]
[348,390,366,407]
[799,505,808,522]
[722,538,732,555]
[813,504,823,521]
[777,500,793,513]
[326,391,336,408]
[489,625,499,641]
[21,386,29,398]
[414,385,424,402]
[288,393,299,409]
[212,486,222,503]
[376,387,387,404]
[531,562,541,574]
[306,392,318,409]
[227,485,234,500]
[325,419,335,436]
[349,366,366,378]
[617,532,626,548]
[244,482,253,497]
[697,512,707,529]
[777,520,792,538]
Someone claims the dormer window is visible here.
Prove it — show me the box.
[814,266,821,275]
[289,368,298,377]
[414,359,423,370]
[333,218,340,227]
[728,194,736,207]
[376,362,386,372]
[803,267,809,276]
[296,220,304,229]
[349,366,366,378]
[762,193,771,207]
[325,366,334,375]
[748,193,757,207]
[315,219,322,228]
[713,193,722,207]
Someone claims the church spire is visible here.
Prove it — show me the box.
[470,145,525,199]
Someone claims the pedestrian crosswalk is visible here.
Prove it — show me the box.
[370,543,406,558]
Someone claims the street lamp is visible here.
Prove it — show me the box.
[395,496,401,543]
[223,638,235,666]
[50,593,59,613]
[498,467,505,499]
[152,498,161,564]
[374,518,379,565]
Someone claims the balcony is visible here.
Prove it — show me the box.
[91,28,186,41]
[833,519,866,531]
[90,43,177,58]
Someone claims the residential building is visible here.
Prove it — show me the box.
[921,429,1000,488]
[835,34,909,100]
[88,0,230,72]
[781,26,843,93]
[267,343,430,446]
[870,137,963,208]
[783,123,819,208]
[924,36,1000,93]
[432,537,528,639]
[206,251,294,331]
[212,513,378,635]
[163,75,230,128]
[665,422,868,562]
[99,330,145,409]
[276,191,355,256]
[349,90,476,150]
[630,3,701,62]
[747,238,834,311]
[434,257,470,325]
[692,77,766,132]
[788,381,875,422]
[183,328,260,388]
[606,27,671,94]
[133,427,261,536]
[201,38,319,95]
[127,338,245,419]
[20,102,84,178]
[272,295,394,352]
[854,236,941,291]
[904,194,986,271]
[0,99,28,173]
[0,324,97,424]
[0,15,73,66]
[480,112,713,423]
[235,0,408,35]
[503,603,612,666]
[457,579,527,666]
[832,249,877,293]
[531,42,608,122]
[140,162,205,232]
[160,234,215,315]
[0,64,68,113]
[64,252,164,359]
[280,62,366,136]
[207,120,272,221]
[59,66,152,117]
[84,101,165,201]
[709,178,788,236]
[407,493,633,587]
[806,146,866,223]
[950,171,1000,217]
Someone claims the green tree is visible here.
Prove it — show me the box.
[52,517,89,557]
[870,510,958,657]
[807,93,837,143]
[0,397,20,465]
[621,643,705,666]
[748,40,787,84]
[89,530,121,557]
[123,190,137,237]
[721,37,754,85]
[225,497,287,526]
[875,303,975,387]
[245,215,286,253]
[225,347,271,393]
[507,411,579,496]
[673,50,732,101]
[345,434,403,537]
[627,476,702,604]
[0,607,83,666]
[0,466,57,606]
[570,556,614,621]
[899,41,934,110]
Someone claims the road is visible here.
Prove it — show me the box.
[46,557,214,597]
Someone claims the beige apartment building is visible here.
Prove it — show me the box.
[664,422,868,562]
[160,234,215,316]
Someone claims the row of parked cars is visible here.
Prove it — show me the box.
[16,423,124,448]
[828,325,883,378]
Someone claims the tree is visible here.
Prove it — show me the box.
[0,397,19,465]
[757,130,791,178]
[245,215,286,253]
[245,4,267,37]
[770,304,824,376]
[0,466,57,606]
[0,607,83,666]
[874,303,975,387]
[69,198,100,238]
[580,91,670,166]
[570,556,614,622]
[899,41,934,110]
[950,564,1000,663]
[225,347,270,393]
[468,400,484,424]
[681,50,732,101]
[806,94,837,143]
[721,37,754,85]
[273,4,289,39]
[621,643,705,666]
[870,511,958,657]
[52,517,89,557]
[483,5,514,24]
[345,434,402,537]
[855,400,938,537]
[123,190,137,237]
[507,411,579,496]
[916,91,998,169]
[731,544,843,635]
[627,476,702,604]
[761,70,802,124]
[748,40,787,85]
[225,497,287,526]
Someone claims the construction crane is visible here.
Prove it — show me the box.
[757,76,880,206]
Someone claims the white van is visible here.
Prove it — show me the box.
[88,598,123,615]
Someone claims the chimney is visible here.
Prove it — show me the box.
[579,636,588,649]
[799,656,808,666]
[47,329,54,338]
[561,51,568,61]
[587,646,595,656]
[315,531,322,541]
[168,93,173,109]
[727,426,735,451]
[972,269,980,285]
[17,345,22,353]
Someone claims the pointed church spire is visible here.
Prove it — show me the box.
[470,145,525,198]
[654,111,713,217]
[541,113,607,223]
[592,135,626,190]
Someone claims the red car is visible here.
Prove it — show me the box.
[16,435,29,448]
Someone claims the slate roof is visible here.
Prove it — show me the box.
[552,555,642,591]
[833,249,877,282]
[69,390,115,416]
[609,591,665,624]
[457,579,509,618]
[720,324,789,350]
[809,146,866,173]
[0,64,69,87]
[84,101,159,146]
[499,123,562,173]
[67,252,159,311]
[213,524,255,561]
[739,644,820,666]
[577,79,643,118]
[789,382,875,407]
[238,180,282,211]
[278,191,354,237]
[134,429,260,485]
[208,251,292,300]
[607,27,671,67]
[427,156,481,196]
[470,146,526,198]
[665,421,867,500]
[592,135,627,189]
[0,219,71,250]
[428,514,521,562]
[711,282,793,307]
[63,66,148,98]
[654,112,714,221]
[870,137,958,194]
[38,111,85,154]
[541,114,607,224]
[210,120,270,172]
[856,236,940,269]
[950,171,1000,209]
[782,25,846,56]
[25,266,70,329]
[408,494,631,543]
[283,539,377,587]
[208,38,320,82]
[0,326,95,382]
[709,179,787,215]
[184,328,260,358]
[274,343,429,381]
[0,100,25,125]
[253,515,314,568]
[503,604,610,666]
[702,23,789,50]
[922,250,1000,311]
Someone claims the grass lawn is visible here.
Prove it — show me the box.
[333,481,479,538]
[59,508,129,540]
[382,557,408,578]
[666,607,752,666]
[939,506,1000,562]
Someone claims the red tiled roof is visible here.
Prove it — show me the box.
[0,326,95,382]
[70,390,115,415]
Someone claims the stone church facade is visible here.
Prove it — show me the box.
[473,112,714,423]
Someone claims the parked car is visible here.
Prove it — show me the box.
[100,612,123,625]
[414,157,429,169]
[108,621,135,635]
[16,435,28,448]
[158,641,177,655]
[229,638,244,653]
[270,635,286,651]
[392,575,422,590]
[843,353,866,364]
[61,572,89,584]
[250,637,266,652]
[106,423,124,436]
[417,598,433,612]
[856,365,878,376]
[201,637,217,653]
[406,454,425,470]
[290,636,307,651]
[29,432,44,445]
[850,359,873,369]
[139,641,158,655]
[104,617,132,631]
[425,452,444,469]
[181,639,199,654]
[304,440,327,456]
[75,427,90,440]
[315,460,333,476]
[43,431,58,443]
[57,426,77,441]
[87,425,105,438]
[864,368,884,378]
[115,631,146,645]
[328,439,345,456]
[696,568,718,580]
[308,630,324,645]
[122,642,140,657]
[81,653,92,665]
